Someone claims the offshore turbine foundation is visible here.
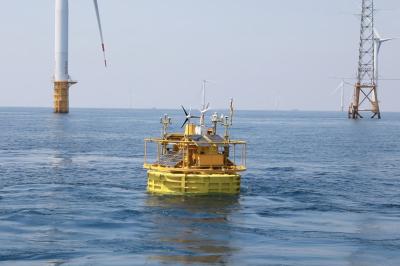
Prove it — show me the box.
[54,81,76,113]
[349,0,380,119]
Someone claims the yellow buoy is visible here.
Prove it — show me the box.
[143,103,247,195]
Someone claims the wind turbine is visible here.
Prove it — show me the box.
[54,0,107,113]
[332,79,353,112]
[181,106,200,128]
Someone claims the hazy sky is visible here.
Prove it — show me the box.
[0,0,399,111]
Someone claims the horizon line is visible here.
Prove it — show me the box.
[1,105,400,114]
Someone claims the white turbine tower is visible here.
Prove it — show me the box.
[373,28,395,93]
[54,0,107,113]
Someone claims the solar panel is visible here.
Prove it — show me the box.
[204,134,225,143]
[190,135,210,147]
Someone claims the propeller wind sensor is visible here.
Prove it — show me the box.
[181,106,200,128]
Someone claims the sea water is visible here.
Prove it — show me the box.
[0,107,400,266]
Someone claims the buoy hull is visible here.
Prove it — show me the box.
[147,170,240,195]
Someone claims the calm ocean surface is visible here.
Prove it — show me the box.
[0,107,400,266]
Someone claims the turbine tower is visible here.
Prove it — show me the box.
[333,80,345,112]
[333,79,353,112]
[348,0,379,119]
[54,0,107,113]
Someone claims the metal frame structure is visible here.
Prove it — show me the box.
[349,0,381,119]
[144,138,247,174]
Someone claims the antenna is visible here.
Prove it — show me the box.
[202,80,206,110]
[229,98,234,125]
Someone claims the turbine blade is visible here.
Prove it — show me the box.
[181,105,188,116]
[381,38,396,43]
[343,81,353,86]
[181,118,189,128]
[374,27,381,40]
[331,82,343,95]
[93,0,107,67]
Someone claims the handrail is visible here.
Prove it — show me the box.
[144,138,246,145]
[143,137,247,170]
[144,163,247,173]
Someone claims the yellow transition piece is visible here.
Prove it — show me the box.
[54,81,70,113]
